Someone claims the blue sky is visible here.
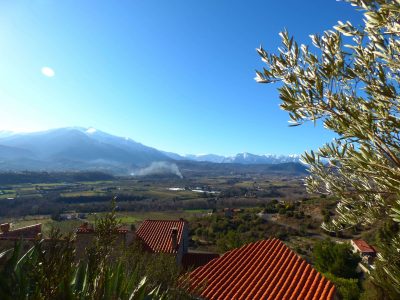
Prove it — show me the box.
[0,0,362,155]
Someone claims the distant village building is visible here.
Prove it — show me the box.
[135,219,218,268]
[59,211,86,220]
[75,219,218,269]
[351,239,377,266]
[0,223,41,239]
[0,223,42,251]
[185,239,336,300]
[75,222,135,259]
[135,219,189,265]
[59,212,78,220]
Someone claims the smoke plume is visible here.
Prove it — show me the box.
[132,161,183,178]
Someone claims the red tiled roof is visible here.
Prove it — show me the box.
[116,225,130,233]
[182,252,220,270]
[76,223,95,233]
[352,239,376,253]
[136,219,186,254]
[0,224,42,239]
[186,239,335,300]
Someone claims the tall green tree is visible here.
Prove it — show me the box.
[255,0,400,294]
[312,239,360,279]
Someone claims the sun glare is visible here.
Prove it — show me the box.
[41,66,55,77]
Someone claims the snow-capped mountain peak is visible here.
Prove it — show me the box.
[86,127,97,134]
[162,151,301,164]
[221,153,301,164]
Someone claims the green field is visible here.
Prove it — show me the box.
[6,209,211,237]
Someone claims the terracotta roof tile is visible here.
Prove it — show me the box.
[352,239,376,253]
[136,219,186,254]
[76,223,95,233]
[185,239,335,300]
[116,225,130,233]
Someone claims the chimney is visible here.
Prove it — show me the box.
[0,223,10,233]
[171,227,178,250]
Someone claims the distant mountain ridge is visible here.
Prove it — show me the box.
[163,152,301,164]
[0,127,170,173]
[0,127,302,174]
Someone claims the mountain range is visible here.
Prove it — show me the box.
[0,127,301,174]
[164,152,301,164]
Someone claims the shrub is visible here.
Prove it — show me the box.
[323,272,360,300]
[312,239,360,279]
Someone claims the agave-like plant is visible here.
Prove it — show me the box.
[0,240,168,300]
[0,241,40,299]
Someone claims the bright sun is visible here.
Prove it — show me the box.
[41,66,55,77]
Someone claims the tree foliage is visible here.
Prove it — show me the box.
[312,239,360,279]
[256,0,400,293]
[324,272,361,300]
[367,219,400,299]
